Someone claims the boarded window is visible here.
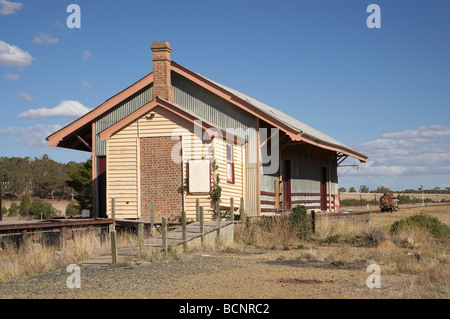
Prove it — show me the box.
[189,160,210,193]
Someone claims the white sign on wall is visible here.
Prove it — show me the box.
[188,160,210,193]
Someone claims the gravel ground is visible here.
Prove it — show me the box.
[0,248,402,300]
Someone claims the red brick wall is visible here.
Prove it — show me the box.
[140,136,182,222]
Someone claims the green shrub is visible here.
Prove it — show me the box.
[390,212,450,240]
[290,205,310,240]
[1,205,7,217]
[65,201,80,217]
[29,198,57,219]
[19,195,31,217]
[397,195,411,204]
[7,202,19,217]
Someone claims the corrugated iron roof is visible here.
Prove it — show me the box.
[182,65,367,161]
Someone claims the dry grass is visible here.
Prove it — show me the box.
[233,205,449,298]
[0,230,138,282]
[326,207,449,298]
[1,204,449,298]
[234,216,299,250]
[315,215,371,240]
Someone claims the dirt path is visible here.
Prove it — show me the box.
[0,248,404,299]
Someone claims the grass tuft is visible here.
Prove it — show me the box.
[390,212,450,240]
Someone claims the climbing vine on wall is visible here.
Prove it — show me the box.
[208,145,222,219]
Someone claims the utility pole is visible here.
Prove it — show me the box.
[421,184,424,208]
[420,185,424,208]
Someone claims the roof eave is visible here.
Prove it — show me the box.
[300,132,368,163]
[47,72,154,149]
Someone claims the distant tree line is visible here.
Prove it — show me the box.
[339,196,448,207]
[0,155,82,200]
[339,185,450,194]
[1,155,92,219]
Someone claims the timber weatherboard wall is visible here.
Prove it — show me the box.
[213,135,245,213]
[94,85,153,157]
[105,105,244,220]
[92,84,152,218]
[172,72,258,216]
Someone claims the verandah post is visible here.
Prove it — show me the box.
[196,198,200,222]
[240,197,245,223]
[110,230,118,265]
[138,222,144,256]
[200,206,204,244]
[110,197,118,264]
[230,198,234,222]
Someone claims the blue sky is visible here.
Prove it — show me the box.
[1,0,449,191]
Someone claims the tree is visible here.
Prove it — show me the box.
[349,187,357,192]
[29,197,57,219]
[2,206,7,217]
[0,157,32,196]
[65,200,80,217]
[376,186,391,194]
[19,194,32,218]
[31,154,61,199]
[0,156,81,200]
[65,159,93,211]
[31,154,79,199]
[359,185,370,193]
[338,187,347,193]
[8,202,19,216]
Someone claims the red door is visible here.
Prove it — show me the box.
[320,166,327,211]
[281,159,291,211]
[97,156,107,218]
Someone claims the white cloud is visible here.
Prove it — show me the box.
[17,90,33,102]
[81,80,92,88]
[381,124,450,139]
[0,124,62,149]
[82,50,92,62]
[341,124,450,179]
[0,0,23,15]
[50,21,67,30]
[3,73,19,81]
[0,40,33,68]
[17,100,92,119]
[33,32,59,45]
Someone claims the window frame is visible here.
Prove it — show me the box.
[226,141,235,184]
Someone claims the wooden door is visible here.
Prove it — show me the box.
[320,166,327,211]
[97,156,107,218]
[281,159,291,211]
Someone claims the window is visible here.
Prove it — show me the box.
[226,142,234,183]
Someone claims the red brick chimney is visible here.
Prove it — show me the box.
[151,41,173,102]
